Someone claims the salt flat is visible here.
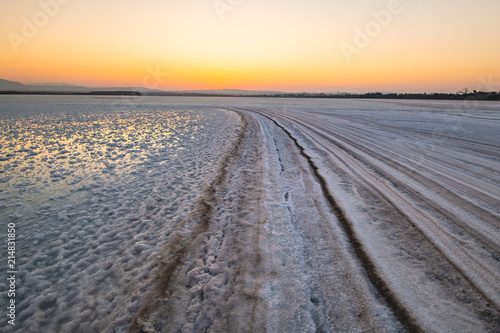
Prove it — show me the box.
[1,96,499,332]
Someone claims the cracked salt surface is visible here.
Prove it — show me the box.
[0,96,241,332]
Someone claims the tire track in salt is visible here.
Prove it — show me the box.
[250,110,423,332]
[130,112,252,331]
[271,110,500,310]
[130,111,269,332]
[298,118,500,252]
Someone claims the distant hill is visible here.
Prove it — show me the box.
[0,79,90,92]
[0,79,27,91]
[0,79,284,96]
[0,79,166,94]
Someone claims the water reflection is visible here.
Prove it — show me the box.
[0,109,204,216]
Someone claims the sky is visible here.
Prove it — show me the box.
[1,0,499,93]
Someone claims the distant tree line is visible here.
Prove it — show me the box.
[267,91,500,101]
[1,90,499,101]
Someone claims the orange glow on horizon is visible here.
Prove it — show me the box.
[1,0,499,93]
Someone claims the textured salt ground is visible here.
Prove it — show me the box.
[2,97,500,332]
[246,103,500,332]
[0,100,242,332]
[130,111,404,332]
[132,102,500,332]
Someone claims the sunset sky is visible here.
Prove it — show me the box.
[1,0,499,93]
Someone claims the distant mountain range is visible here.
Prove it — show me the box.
[0,78,164,94]
[0,79,26,91]
[0,79,284,96]
[1,78,499,100]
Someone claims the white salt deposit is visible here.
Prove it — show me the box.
[0,96,241,332]
[1,96,499,332]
